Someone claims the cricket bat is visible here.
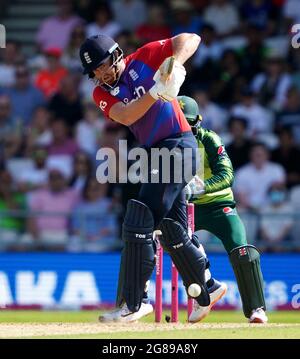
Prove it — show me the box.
[160,56,175,83]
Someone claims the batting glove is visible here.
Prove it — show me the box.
[149,59,186,102]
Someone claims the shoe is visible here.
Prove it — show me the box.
[188,280,227,323]
[249,308,268,324]
[99,307,124,323]
[99,302,153,323]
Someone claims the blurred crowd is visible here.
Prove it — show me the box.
[0,0,300,253]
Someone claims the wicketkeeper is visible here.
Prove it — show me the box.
[180,96,268,323]
[79,33,227,322]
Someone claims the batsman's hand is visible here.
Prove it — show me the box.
[149,57,186,102]
[184,175,205,201]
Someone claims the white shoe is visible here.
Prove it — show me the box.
[99,302,153,323]
[99,307,124,323]
[249,308,268,324]
[188,280,227,323]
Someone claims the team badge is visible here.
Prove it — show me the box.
[239,247,247,256]
[84,52,92,64]
[179,99,185,110]
[129,69,139,81]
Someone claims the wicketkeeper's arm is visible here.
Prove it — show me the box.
[203,132,234,194]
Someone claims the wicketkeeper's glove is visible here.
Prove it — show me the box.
[184,175,205,201]
[149,57,186,102]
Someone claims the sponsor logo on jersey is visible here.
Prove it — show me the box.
[223,207,232,214]
[129,69,139,81]
[218,145,225,155]
[223,207,236,216]
[134,86,146,99]
[110,86,120,96]
[99,100,107,111]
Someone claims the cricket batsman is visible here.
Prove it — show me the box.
[79,33,226,322]
[180,96,268,323]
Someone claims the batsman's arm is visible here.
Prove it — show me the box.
[201,131,234,194]
[171,33,201,65]
[110,58,184,125]
[109,94,157,126]
[94,84,157,126]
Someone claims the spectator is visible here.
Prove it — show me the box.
[26,106,53,150]
[0,95,16,130]
[69,151,93,192]
[234,142,286,211]
[226,116,254,170]
[271,127,300,188]
[288,41,300,88]
[48,74,83,129]
[96,122,128,185]
[62,25,86,72]
[290,185,300,250]
[0,95,21,163]
[115,30,139,57]
[238,24,268,82]
[240,0,276,35]
[135,4,171,44]
[276,86,300,145]
[2,65,45,126]
[260,182,293,252]
[0,41,24,88]
[210,49,246,107]
[76,102,104,156]
[170,0,202,36]
[27,167,79,251]
[203,0,240,37]
[73,0,95,23]
[0,169,26,251]
[251,56,292,111]
[99,121,127,151]
[111,0,147,31]
[283,0,300,31]
[36,0,83,51]
[191,87,228,133]
[47,118,79,157]
[231,87,274,136]
[35,48,68,98]
[16,146,49,193]
[69,178,119,252]
[192,24,224,76]
[86,3,122,39]
[188,0,210,12]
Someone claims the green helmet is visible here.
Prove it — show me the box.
[177,95,203,127]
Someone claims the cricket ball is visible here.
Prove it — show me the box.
[188,283,202,298]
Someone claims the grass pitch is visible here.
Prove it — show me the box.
[0,310,299,339]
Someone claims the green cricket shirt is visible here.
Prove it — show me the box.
[193,127,235,205]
